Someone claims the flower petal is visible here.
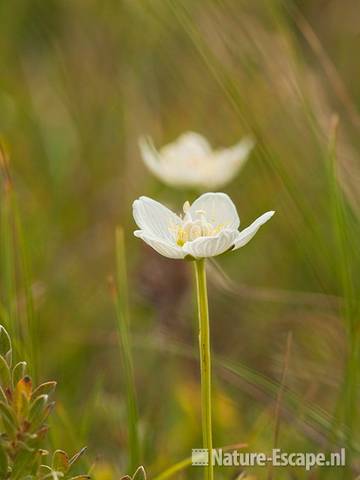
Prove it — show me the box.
[133,196,181,242]
[209,137,255,188]
[138,136,165,180]
[134,230,185,259]
[189,192,240,230]
[233,211,275,250]
[161,131,211,160]
[183,229,238,258]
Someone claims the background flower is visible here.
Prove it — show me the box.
[139,132,254,189]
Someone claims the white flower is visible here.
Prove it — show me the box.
[139,132,254,189]
[133,192,274,259]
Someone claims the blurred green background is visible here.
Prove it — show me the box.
[0,0,360,478]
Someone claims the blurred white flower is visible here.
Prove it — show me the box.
[133,192,274,259]
[139,132,254,189]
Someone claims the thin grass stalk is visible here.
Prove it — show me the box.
[0,190,16,331]
[326,117,358,477]
[12,195,38,380]
[0,154,22,358]
[194,258,213,480]
[267,332,292,480]
[140,336,360,452]
[115,226,141,472]
[0,145,37,374]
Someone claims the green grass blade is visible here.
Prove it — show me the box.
[325,118,359,476]
[114,226,141,472]
[0,150,21,358]
[12,195,38,380]
[140,337,359,453]
[0,145,37,376]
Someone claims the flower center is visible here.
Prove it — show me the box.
[172,201,224,247]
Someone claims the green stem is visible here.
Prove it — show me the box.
[194,259,213,480]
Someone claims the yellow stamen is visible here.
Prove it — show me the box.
[169,201,228,246]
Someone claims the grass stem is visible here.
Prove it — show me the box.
[114,227,141,472]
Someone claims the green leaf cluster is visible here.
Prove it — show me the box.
[0,326,90,480]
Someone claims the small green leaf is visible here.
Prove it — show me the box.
[28,394,49,430]
[30,397,55,435]
[0,400,17,435]
[38,464,52,476]
[38,467,61,480]
[32,381,57,399]
[13,391,28,420]
[13,377,32,419]
[12,362,27,387]
[52,450,69,474]
[133,466,146,480]
[0,355,11,388]
[0,326,12,367]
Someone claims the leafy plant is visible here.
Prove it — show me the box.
[0,325,90,479]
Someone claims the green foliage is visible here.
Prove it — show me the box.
[0,326,89,480]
